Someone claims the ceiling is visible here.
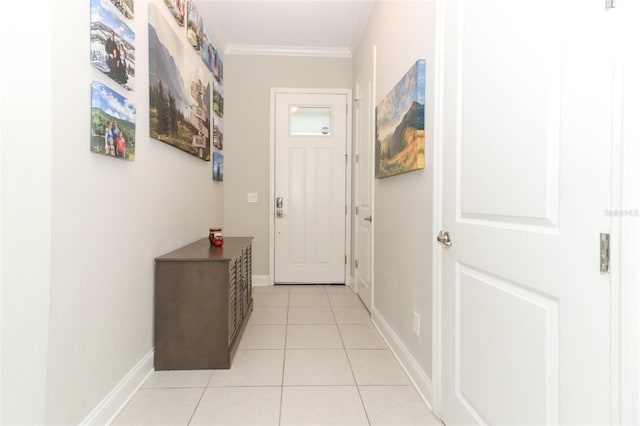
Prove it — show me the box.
[193,0,374,56]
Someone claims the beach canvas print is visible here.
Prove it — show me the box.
[149,4,211,161]
[375,59,426,178]
[90,81,136,161]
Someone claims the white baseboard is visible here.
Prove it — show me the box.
[252,275,270,287]
[349,275,357,290]
[80,348,154,425]
[371,309,434,410]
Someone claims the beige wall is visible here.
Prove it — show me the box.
[224,55,352,276]
[352,0,436,382]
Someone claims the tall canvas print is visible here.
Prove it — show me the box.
[212,152,223,181]
[375,59,426,178]
[212,80,224,118]
[90,81,136,160]
[90,0,135,91]
[148,4,211,161]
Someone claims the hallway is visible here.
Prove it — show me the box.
[112,285,440,425]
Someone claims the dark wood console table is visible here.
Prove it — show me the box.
[154,237,253,370]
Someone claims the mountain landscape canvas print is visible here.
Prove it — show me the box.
[375,59,426,178]
[148,4,211,161]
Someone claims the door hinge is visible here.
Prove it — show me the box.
[355,259,358,268]
[345,255,347,265]
[346,154,348,164]
[600,233,610,273]
[355,206,359,215]
[354,98,360,110]
[606,0,616,9]
[345,205,348,215]
[356,154,359,163]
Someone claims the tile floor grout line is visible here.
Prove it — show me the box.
[333,299,373,426]
[278,285,290,426]
[185,385,207,426]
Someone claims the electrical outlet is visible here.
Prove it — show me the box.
[413,312,420,336]
[247,192,258,203]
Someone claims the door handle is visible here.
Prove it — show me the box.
[364,216,372,222]
[275,197,286,218]
[437,231,452,247]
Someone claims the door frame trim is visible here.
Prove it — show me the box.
[353,46,376,307]
[431,0,445,418]
[268,88,353,285]
[616,1,640,422]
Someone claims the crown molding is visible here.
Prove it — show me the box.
[224,44,352,58]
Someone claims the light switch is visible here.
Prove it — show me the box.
[247,192,258,203]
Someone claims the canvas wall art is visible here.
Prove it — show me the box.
[110,0,134,19]
[375,59,426,178]
[90,81,136,160]
[164,0,185,26]
[201,37,217,74]
[212,152,224,181]
[213,48,223,84]
[149,4,211,161]
[213,80,224,118]
[212,116,223,150]
[90,0,136,91]
[186,1,204,52]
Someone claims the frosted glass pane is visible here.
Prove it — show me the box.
[290,107,331,136]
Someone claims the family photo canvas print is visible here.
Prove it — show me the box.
[375,59,426,178]
[90,0,136,90]
[90,81,136,161]
[149,4,211,161]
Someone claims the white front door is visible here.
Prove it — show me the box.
[355,57,375,311]
[274,92,348,284]
[440,0,616,424]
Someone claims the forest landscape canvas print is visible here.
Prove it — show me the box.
[90,0,135,90]
[149,5,211,161]
[90,81,136,160]
[375,59,426,178]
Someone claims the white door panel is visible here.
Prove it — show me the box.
[441,0,615,424]
[355,56,375,311]
[274,93,347,284]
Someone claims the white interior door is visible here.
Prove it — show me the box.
[355,58,375,311]
[274,92,347,284]
[440,1,616,424]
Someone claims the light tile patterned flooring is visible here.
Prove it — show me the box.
[112,285,441,425]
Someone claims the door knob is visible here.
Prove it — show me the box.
[437,231,452,247]
[364,216,372,222]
